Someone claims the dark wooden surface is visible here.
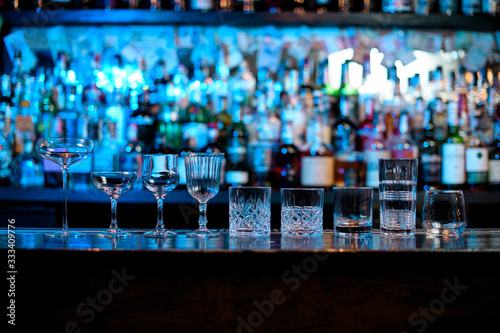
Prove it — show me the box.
[3,228,500,251]
[3,229,500,332]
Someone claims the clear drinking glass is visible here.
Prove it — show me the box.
[36,138,94,237]
[333,187,373,237]
[229,186,271,237]
[91,171,137,237]
[281,188,324,237]
[184,153,225,238]
[422,190,467,237]
[142,154,179,238]
[379,158,418,236]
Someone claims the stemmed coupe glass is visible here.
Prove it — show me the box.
[142,154,179,238]
[183,153,224,238]
[36,138,94,237]
[91,171,137,237]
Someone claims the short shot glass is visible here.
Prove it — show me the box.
[281,188,324,237]
[229,186,271,237]
[333,187,373,237]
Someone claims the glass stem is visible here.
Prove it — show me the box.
[61,166,69,234]
[156,197,165,230]
[110,198,118,231]
[198,201,208,230]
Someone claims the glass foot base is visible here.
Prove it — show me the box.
[143,229,177,238]
[381,228,416,237]
[97,229,131,238]
[45,231,86,238]
[334,225,372,238]
[186,229,219,238]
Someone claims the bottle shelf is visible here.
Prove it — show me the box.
[1,10,499,30]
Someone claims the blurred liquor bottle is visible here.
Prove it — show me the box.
[300,107,334,188]
[382,0,412,12]
[250,93,275,187]
[418,102,441,190]
[35,69,57,141]
[457,67,470,141]
[441,101,466,190]
[14,76,36,157]
[482,0,500,15]
[118,123,145,188]
[10,140,44,189]
[332,95,360,187]
[488,110,500,192]
[225,100,250,187]
[414,0,438,15]
[271,108,301,188]
[388,109,418,158]
[462,0,482,15]
[0,74,14,187]
[362,105,391,188]
[383,67,400,145]
[190,0,214,11]
[438,0,458,15]
[465,110,488,191]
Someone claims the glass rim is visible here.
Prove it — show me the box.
[142,154,178,158]
[281,188,324,192]
[91,171,138,176]
[183,152,225,157]
[229,186,271,190]
[333,186,373,191]
[425,189,464,195]
[37,137,93,144]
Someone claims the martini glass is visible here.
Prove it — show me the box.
[184,153,224,238]
[36,138,94,237]
[91,171,137,237]
[142,154,179,238]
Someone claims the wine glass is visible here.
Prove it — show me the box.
[142,154,179,238]
[91,171,137,237]
[184,152,225,238]
[36,138,94,237]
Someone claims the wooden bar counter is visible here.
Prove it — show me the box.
[2,228,500,333]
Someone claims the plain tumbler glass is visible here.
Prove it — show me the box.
[333,187,373,237]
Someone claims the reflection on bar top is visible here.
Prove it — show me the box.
[2,228,500,252]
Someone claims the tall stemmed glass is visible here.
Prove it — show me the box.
[36,138,94,237]
[142,154,179,238]
[184,153,224,238]
[91,171,137,237]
